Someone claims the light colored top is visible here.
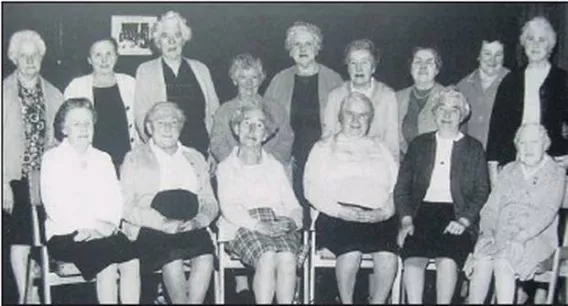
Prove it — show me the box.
[149,140,198,193]
[522,63,550,124]
[3,73,63,201]
[41,139,123,239]
[120,143,219,239]
[210,96,294,164]
[424,132,464,203]
[134,57,220,142]
[396,83,444,154]
[457,67,510,148]
[64,73,140,147]
[323,79,400,162]
[304,134,398,219]
[216,147,303,241]
[475,155,565,280]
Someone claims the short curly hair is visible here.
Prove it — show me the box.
[430,86,471,123]
[151,11,192,47]
[344,39,379,66]
[229,103,276,142]
[520,16,557,53]
[284,21,323,52]
[53,98,98,142]
[8,30,46,65]
[514,123,551,152]
[228,53,266,85]
[409,46,443,71]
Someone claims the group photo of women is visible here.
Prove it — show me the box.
[2,3,567,305]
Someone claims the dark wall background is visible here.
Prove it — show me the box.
[3,3,566,102]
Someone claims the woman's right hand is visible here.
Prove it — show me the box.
[162,219,183,234]
[254,221,280,237]
[397,217,414,247]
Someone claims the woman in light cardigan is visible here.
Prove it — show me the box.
[217,104,303,304]
[322,39,399,162]
[134,11,219,160]
[468,124,566,304]
[396,46,445,155]
[121,102,219,303]
[64,37,139,173]
[304,92,399,304]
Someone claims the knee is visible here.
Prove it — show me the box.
[193,254,214,270]
[256,251,277,272]
[374,252,398,269]
[276,252,296,272]
[404,257,428,270]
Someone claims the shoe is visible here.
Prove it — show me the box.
[235,289,254,304]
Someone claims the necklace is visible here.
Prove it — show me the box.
[412,86,432,100]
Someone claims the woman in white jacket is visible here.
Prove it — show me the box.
[64,37,139,174]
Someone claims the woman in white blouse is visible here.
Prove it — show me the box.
[41,98,139,303]
[217,104,303,304]
[304,92,399,304]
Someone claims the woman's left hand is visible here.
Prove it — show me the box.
[179,219,199,232]
[444,220,466,235]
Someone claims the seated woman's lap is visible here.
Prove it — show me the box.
[47,231,136,280]
[315,213,399,257]
[401,202,473,268]
[228,228,301,268]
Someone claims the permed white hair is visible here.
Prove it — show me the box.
[520,16,557,53]
[284,21,323,52]
[151,11,192,46]
[8,30,46,65]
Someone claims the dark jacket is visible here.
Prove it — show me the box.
[486,66,568,166]
[394,132,490,237]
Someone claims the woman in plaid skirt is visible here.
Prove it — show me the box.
[217,103,304,304]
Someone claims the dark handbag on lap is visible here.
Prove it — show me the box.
[150,189,199,221]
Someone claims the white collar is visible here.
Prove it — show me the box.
[435,131,464,143]
[350,78,375,97]
[149,139,184,159]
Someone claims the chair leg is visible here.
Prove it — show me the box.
[40,246,51,304]
[303,231,310,304]
[218,243,226,304]
[546,250,562,304]
[309,232,316,304]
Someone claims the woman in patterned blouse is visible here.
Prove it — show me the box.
[2,29,63,304]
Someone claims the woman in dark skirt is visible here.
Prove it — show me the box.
[304,92,400,304]
[120,102,219,304]
[3,29,63,304]
[217,104,304,304]
[394,87,490,304]
[41,98,139,303]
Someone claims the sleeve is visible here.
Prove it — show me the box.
[263,102,294,164]
[384,91,400,163]
[303,141,343,218]
[95,154,124,227]
[202,66,220,136]
[461,142,490,224]
[192,153,220,228]
[209,106,233,163]
[216,163,258,230]
[119,152,165,230]
[486,75,512,164]
[393,139,418,220]
[321,90,341,139]
[478,171,505,237]
[275,163,303,229]
[520,166,565,240]
[45,88,63,150]
[134,65,151,143]
[263,73,280,102]
[40,151,81,229]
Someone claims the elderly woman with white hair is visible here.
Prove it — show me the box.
[395,87,490,304]
[305,92,400,304]
[134,11,219,160]
[322,39,399,162]
[2,29,63,304]
[121,102,218,303]
[264,21,343,228]
[487,16,568,186]
[468,123,566,304]
[217,103,303,304]
[211,53,294,166]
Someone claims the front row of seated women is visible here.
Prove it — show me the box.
[40,91,565,304]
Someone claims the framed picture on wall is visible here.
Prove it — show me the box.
[111,15,157,56]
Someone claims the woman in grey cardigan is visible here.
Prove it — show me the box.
[134,11,219,160]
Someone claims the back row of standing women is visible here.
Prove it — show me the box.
[3,9,567,304]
